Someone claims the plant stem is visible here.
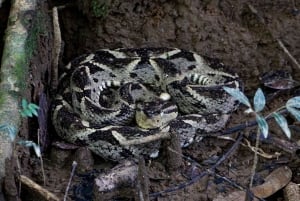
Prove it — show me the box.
[64,161,77,201]
[249,127,260,188]
[38,129,46,186]
[264,105,286,119]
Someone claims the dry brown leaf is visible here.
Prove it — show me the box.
[213,166,292,201]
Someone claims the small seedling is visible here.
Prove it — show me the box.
[0,124,17,141]
[18,140,41,157]
[223,86,300,187]
[19,99,41,157]
[20,98,39,118]
[19,99,45,184]
[223,87,300,138]
[0,99,45,186]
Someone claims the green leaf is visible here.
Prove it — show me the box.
[32,143,41,157]
[31,109,38,117]
[286,96,300,109]
[256,114,269,138]
[20,100,39,118]
[23,108,33,117]
[253,88,265,112]
[18,140,34,147]
[21,99,28,109]
[286,96,300,123]
[286,106,300,121]
[0,124,17,141]
[28,103,39,110]
[273,112,291,138]
[20,111,27,117]
[28,104,39,117]
[223,86,251,108]
[7,125,17,141]
[18,140,41,157]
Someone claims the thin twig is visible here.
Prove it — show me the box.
[52,7,62,91]
[260,134,300,155]
[214,109,288,137]
[63,161,77,201]
[277,39,300,70]
[37,129,46,186]
[247,3,300,70]
[243,138,281,159]
[291,0,299,12]
[249,128,259,188]
[150,133,244,198]
[16,157,22,197]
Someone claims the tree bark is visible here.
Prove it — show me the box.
[0,0,37,198]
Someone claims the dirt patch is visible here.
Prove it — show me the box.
[1,0,300,200]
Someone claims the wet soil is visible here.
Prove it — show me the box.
[1,0,300,200]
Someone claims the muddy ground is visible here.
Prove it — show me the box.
[1,0,300,200]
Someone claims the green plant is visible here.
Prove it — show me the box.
[0,124,17,141]
[91,0,109,18]
[223,86,300,187]
[0,99,45,184]
[19,99,45,184]
[11,99,40,157]
[223,87,300,138]
[17,140,41,158]
[20,98,39,117]
[16,101,40,154]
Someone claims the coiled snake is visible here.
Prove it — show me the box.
[52,48,241,161]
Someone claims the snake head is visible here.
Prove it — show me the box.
[135,95,178,129]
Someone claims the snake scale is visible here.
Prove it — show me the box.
[52,48,242,161]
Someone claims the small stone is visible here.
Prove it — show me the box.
[50,147,72,168]
[73,147,94,173]
[93,160,138,200]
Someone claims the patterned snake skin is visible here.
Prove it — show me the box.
[52,48,242,161]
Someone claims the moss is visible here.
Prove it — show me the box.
[9,38,28,91]
[24,11,46,57]
[12,11,46,92]
[91,0,110,18]
[0,91,5,108]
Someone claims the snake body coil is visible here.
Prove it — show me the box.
[52,48,241,161]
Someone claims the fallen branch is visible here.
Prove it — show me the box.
[20,175,59,201]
